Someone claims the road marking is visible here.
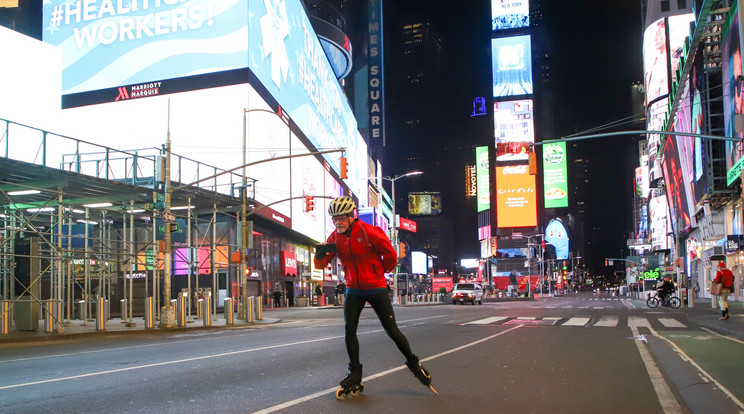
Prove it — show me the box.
[631,326,684,414]
[464,316,508,325]
[657,318,686,328]
[593,316,618,327]
[515,317,535,320]
[700,327,744,345]
[562,316,590,327]
[252,325,525,414]
[628,316,650,328]
[650,326,744,410]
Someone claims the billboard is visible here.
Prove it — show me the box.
[496,164,536,228]
[492,35,533,98]
[643,18,668,106]
[408,192,442,216]
[542,141,568,208]
[722,3,744,185]
[496,142,530,162]
[491,0,529,31]
[476,147,491,212]
[494,99,534,144]
[412,251,427,274]
[660,134,693,233]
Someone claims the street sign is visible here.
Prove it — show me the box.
[146,201,165,210]
[159,223,180,234]
[162,212,176,223]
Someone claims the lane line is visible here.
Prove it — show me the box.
[465,316,508,325]
[251,325,524,414]
[700,327,744,345]
[650,326,744,410]
[630,326,683,414]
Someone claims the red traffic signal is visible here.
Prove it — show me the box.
[340,156,348,179]
[303,195,315,212]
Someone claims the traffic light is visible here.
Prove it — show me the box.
[528,151,537,175]
[340,156,348,179]
[398,242,406,258]
[303,195,315,212]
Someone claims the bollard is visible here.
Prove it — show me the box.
[96,298,106,331]
[224,298,234,325]
[0,301,8,334]
[79,300,87,323]
[202,297,212,326]
[120,299,127,323]
[144,297,154,329]
[255,296,263,321]
[247,296,254,323]
[177,294,186,327]
[196,297,203,320]
[45,300,56,333]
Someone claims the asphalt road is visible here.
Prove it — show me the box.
[0,292,742,413]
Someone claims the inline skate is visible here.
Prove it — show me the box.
[335,363,364,399]
[406,357,437,395]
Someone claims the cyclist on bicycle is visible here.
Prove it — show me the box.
[656,276,675,305]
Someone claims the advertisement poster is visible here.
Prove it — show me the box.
[476,146,491,212]
[491,0,529,31]
[542,141,568,208]
[496,164,537,228]
[492,35,533,98]
[494,99,534,144]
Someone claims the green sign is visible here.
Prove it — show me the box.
[727,156,743,186]
[159,223,180,234]
[542,141,568,208]
[476,146,490,212]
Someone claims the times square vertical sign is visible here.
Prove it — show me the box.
[369,0,385,145]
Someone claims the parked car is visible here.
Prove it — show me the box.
[451,283,483,305]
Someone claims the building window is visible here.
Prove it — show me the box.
[661,1,670,12]
[677,0,686,9]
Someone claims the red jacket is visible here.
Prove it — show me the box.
[714,267,734,288]
[314,219,397,290]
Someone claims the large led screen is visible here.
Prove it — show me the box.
[491,0,529,31]
[43,1,249,95]
[476,146,490,212]
[722,6,744,185]
[691,44,708,202]
[643,18,668,106]
[494,99,534,143]
[496,164,536,228]
[542,141,568,208]
[408,192,442,216]
[492,35,533,98]
[660,134,693,233]
[496,142,530,162]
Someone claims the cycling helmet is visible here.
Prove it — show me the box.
[328,196,356,216]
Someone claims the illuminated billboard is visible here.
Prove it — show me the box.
[476,147,490,212]
[496,142,530,162]
[643,18,668,106]
[722,5,744,185]
[492,35,533,98]
[496,164,536,228]
[408,192,442,216]
[494,99,534,143]
[542,141,568,208]
[491,0,529,31]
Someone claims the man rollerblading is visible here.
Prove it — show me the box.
[335,363,364,399]
[406,357,437,394]
[316,197,437,398]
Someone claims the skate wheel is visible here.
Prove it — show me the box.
[359,383,364,393]
[350,387,359,396]
[335,388,345,400]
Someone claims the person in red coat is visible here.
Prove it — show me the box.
[713,262,734,320]
[315,196,435,394]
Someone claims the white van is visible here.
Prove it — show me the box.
[451,283,483,305]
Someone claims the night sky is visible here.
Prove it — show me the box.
[384,0,644,274]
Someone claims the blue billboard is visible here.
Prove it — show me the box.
[492,35,533,97]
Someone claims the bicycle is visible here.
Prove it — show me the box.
[646,292,681,309]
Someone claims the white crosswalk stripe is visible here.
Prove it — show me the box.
[461,315,686,329]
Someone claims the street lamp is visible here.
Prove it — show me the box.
[369,171,423,304]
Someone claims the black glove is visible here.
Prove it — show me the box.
[315,243,337,260]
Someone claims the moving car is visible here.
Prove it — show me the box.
[451,283,483,305]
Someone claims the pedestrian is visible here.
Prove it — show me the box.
[314,196,436,395]
[272,289,282,308]
[315,284,323,306]
[335,281,346,306]
[693,281,700,299]
[713,262,734,320]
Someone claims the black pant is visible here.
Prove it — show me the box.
[344,289,415,366]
